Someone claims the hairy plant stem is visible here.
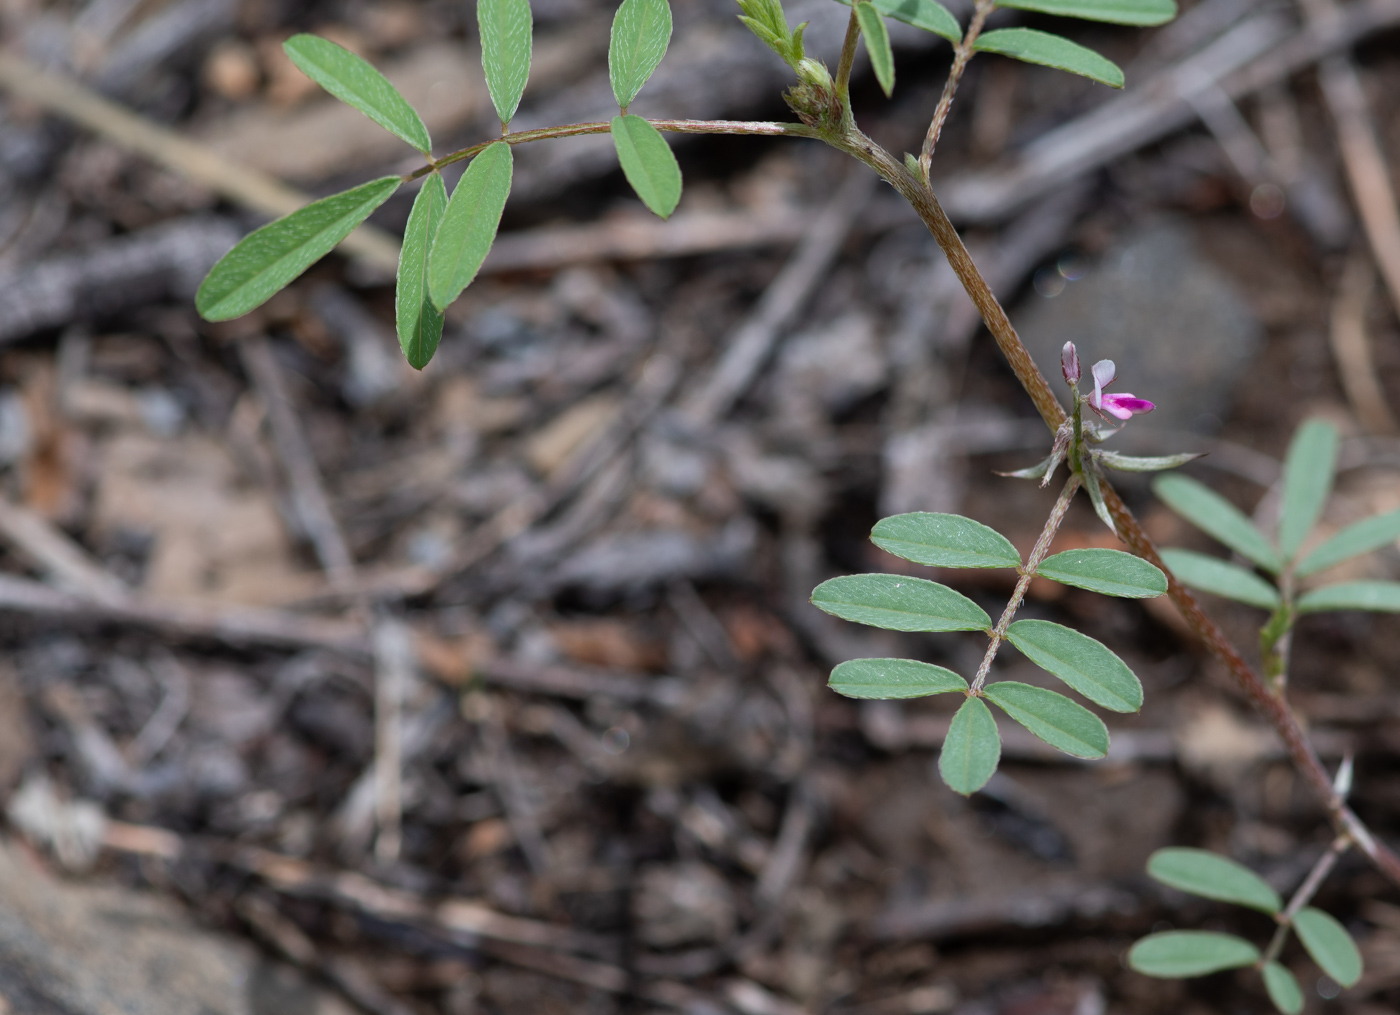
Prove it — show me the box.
[403,119,816,181]
[971,474,1080,693]
[1261,835,1352,965]
[919,0,994,183]
[389,103,1400,887]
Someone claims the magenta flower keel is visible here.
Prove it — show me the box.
[1088,358,1154,421]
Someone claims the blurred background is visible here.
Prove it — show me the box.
[0,0,1396,1012]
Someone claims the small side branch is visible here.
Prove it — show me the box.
[920,0,996,182]
[971,474,1079,692]
[1262,835,1351,964]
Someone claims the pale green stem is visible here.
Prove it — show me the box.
[970,474,1081,693]
[1261,834,1351,965]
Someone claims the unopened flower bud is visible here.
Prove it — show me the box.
[796,58,832,90]
[1061,342,1080,386]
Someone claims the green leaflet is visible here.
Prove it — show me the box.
[737,0,807,68]
[828,658,967,699]
[1293,907,1362,988]
[428,142,513,311]
[283,35,431,153]
[479,0,534,125]
[1262,962,1303,1015]
[1296,508,1400,576]
[1005,619,1142,712]
[1128,931,1260,978]
[998,452,1057,481]
[994,0,1176,25]
[1035,547,1167,598]
[854,1,895,97]
[197,176,401,322]
[1146,847,1282,913]
[834,0,960,41]
[1158,548,1281,610]
[1153,474,1282,573]
[938,696,1000,794]
[870,512,1020,569]
[611,114,682,218]
[982,681,1109,758]
[810,574,992,632]
[1094,450,1204,473]
[609,0,672,108]
[874,0,960,40]
[973,28,1124,88]
[396,174,447,369]
[1297,580,1400,613]
[1278,419,1339,560]
[1084,470,1116,531]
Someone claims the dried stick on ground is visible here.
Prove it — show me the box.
[0,53,401,272]
[681,171,876,425]
[238,336,357,588]
[1302,0,1400,316]
[0,496,130,603]
[1331,250,1400,434]
[939,0,1400,223]
[0,572,368,653]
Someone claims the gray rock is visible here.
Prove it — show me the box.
[0,838,352,1015]
[1013,220,1263,440]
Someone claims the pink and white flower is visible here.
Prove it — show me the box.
[1087,358,1154,420]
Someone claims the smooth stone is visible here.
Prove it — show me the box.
[1013,220,1263,441]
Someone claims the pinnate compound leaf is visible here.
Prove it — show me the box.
[829,658,967,699]
[1159,548,1280,609]
[982,681,1108,758]
[810,574,991,632]
[973,28,1123,87]
[1005,619,1142,712]
[1293,907,1362,987]
[283,35,431,152]
[938,696,999,794]
[854,2,895,97]
[995,0,1175,25]
[197,176,401,322]
[1262,962,1303,1015]
[1297,580,1400,614]
[479,0,533,124]
[871,512,1020,569]
[611,114,682,218]
[1036,547,1167,598]
[1296,508,1400,577]
[1153,474,1282,573]
[1128,931,1260,978]
[1095,450,1204,472]
[1279,419,1340,560]
[1146,847,1281,913]
[609,0,671,108]
[396,174,447,369]
[428,142,513,311]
